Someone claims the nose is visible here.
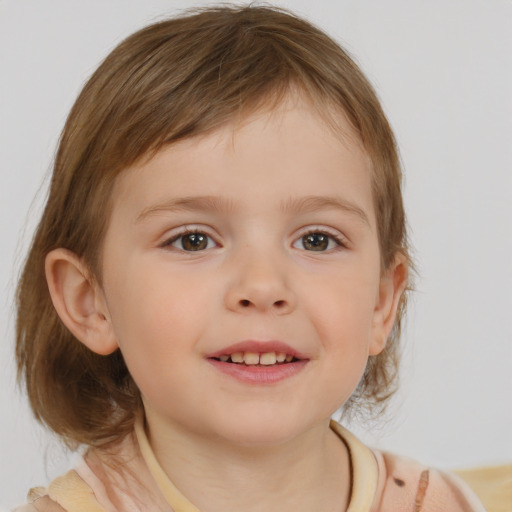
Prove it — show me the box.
[224,250,297,315]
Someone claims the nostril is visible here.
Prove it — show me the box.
[235,298,289,310]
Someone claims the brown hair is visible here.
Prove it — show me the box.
[16,4,410,448]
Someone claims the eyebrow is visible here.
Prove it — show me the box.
[281,195,370,226]
[136,196,235,222]
[136,194,370,226]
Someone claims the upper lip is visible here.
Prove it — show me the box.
[206,340,309,360]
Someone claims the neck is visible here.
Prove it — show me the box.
[143,413,351,512]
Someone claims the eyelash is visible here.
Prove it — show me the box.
[293,229,348,252]
[161,228,218,252]
[161,227,348,253]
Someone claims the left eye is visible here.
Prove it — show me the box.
[168,232,216,251]
[293,232,341,251]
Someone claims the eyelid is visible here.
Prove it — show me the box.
[292,226,349,251]
[160,225,220,250]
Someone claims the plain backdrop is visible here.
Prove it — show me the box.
[1,0,511,509]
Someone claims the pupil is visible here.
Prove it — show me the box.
[304,233,328,251]
[183,233,207,251]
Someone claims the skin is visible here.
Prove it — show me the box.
[46,93,407,512]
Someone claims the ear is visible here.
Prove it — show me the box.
[369,254,409,356]
[45,248,118,355]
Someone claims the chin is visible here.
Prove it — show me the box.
[209,410,318,449]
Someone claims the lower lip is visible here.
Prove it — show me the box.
[207,359,308,384]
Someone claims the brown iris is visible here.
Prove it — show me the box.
[302,233,329,251]
[181,233,208,251]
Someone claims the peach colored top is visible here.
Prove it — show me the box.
[15,419,486,511]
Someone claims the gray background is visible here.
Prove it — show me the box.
[1,0,511,509]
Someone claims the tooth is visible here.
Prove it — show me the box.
[285,354,293,362]
[231,352,244,363]
[219,354,229,362]
[260,352,277,365]
[243,352,260,365]
[276,352,286,363]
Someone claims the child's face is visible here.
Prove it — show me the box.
[98,95,401,446]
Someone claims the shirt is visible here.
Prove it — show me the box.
[14,418,486,511]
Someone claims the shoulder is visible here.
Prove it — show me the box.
[329,421,487,511]
[12,470,106,512]
[373,449,487,512]
[12,494,66,512]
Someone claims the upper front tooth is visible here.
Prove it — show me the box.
[243,352,260,365]
[276,352,286,363]
[231,352,244,363]
[260,352,277,365]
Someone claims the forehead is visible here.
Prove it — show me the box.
[109,93,374,224]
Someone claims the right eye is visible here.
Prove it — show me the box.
[166,231,217,251]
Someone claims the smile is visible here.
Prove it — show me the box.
[213,351,297,366]
[207,342,308,384]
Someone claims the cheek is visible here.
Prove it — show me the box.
[303,268,380,405]
[103,262,212,381]
[106,253,211,331]
[105,288,197,406]
[309,273,378,344]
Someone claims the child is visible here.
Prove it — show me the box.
[14,5,485,511]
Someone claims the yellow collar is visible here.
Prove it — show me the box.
[134,418,378,512]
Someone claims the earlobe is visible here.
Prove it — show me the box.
[45,248,119,355]
[369,254,409,356]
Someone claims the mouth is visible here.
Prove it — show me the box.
[211,351,299,366]
[206,342,308,384]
